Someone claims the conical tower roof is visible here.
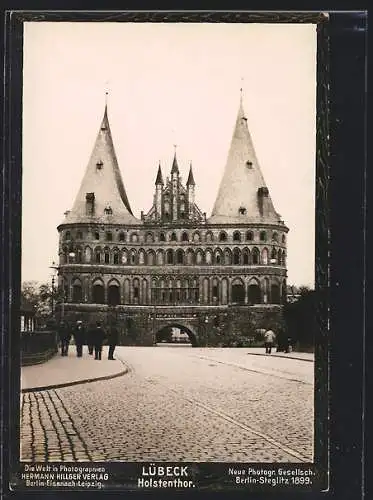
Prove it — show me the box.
[155,163,164,185]
[171,152,179,174]
[186,163,195,186]
[63,105,140,225]
[209,96,281,224]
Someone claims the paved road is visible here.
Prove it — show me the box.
[21,347,314,463]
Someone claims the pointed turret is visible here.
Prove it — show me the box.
[186,163,195,186]
[209,96,281,224]
[155,163,164,185]
[63,104,140,225]
[171,152,179,175]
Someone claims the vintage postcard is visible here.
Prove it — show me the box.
[3,10,336,495]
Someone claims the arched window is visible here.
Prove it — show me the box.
[281,250,286,266]
[242,248,250,265]
[231,278,245,304]
[248,280,261,305]
[260,231,267,242]
[95,248,101,264]
[203,278,209,304]
[123,279,130,303]
[224,248,232,265]
[113,251,119,265]
[138,249,146,265]
[104,248,110,264]
[196,250,204,265]
[215,249,223,265]
[72,279,83,303]
[246,231,254,241]
[157,250,164,265]
[233,231,241,242]
[271,283,281,304]
[272,232,278,242]
[142,279,148,304]
[271,247,278,263]
[170,232,177,242]
[205,231,214,242]
[121,249,128,265]
[282,234,286,244]
[146,232,154,243]
[106,232,113,241]
[181,232,189,242]
[186,249,194,265]
[65,231,71,241]
[192,232,201,243]
[76,248,83,263]
[176,249,184,264]
[76,231,83,240]
[130,233,138,243]
[147,250,155,266]
[159,232,166,242]
[166,249,174,264]
[108,281,121,306]
[219,231,227,242]
[119,232,126,242]
[221,278,228,304]
[84,246,92,263]
[263,277,270,304]
[94,231,100,240]
[205,249,213,264]
[130,250,137,265]
[262,248,269,265]
[252,247,260,265]
[92,281,105,304]
[212,278,219,303]
[132,278,140,303]
[233,248,241,265]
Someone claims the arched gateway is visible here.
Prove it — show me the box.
[155,323,199,347]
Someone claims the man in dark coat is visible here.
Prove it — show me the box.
[92,322,106,360]
[86,323,95,355]
[107,324,119,360]
[73,320,86,357]
[58,320,71,356]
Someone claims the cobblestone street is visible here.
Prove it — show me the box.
[21,347,314,463]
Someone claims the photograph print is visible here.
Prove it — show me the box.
[14,14,327,493]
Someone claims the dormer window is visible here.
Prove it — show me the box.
[246,161,253,168]
[238,206,247,215]
[104,205,112,215]
[96,160,103,170]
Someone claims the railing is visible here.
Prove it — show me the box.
[21,330,58,366]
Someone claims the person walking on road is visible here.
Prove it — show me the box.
[73,320,86,358]
[92,321,106,360]
[86,323,95,355]
[107,324,119,360]
[58,320,71,356]
[264,328,276,354]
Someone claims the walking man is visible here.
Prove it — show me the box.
[92,321,106,360]
[86,323,95,355]
[58,320,71,356]
[73,320,86,358]
[264,328,276,354]
[107,324,119,360]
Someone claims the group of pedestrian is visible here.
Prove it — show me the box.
[264,327,292,354]
[57,320,119,361]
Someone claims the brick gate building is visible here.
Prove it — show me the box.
[56,95,288,346]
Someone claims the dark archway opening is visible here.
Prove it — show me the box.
[155,324,198,347]
[92,284,105,304]
[248,284,261,305]
[108,285,121,306]
[271,284,281,304]
[232,284,245,304]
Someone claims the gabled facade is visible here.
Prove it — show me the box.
[56,96,288,346]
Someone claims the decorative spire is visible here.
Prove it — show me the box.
[171,145,179,174]
[155,162,164,185]
[186,162,195,186]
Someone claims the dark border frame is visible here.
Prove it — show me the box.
[1,9,366,500]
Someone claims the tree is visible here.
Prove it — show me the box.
[21,281,61,327]
[283,287,316,348]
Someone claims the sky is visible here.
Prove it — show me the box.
[22,22,316,287]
